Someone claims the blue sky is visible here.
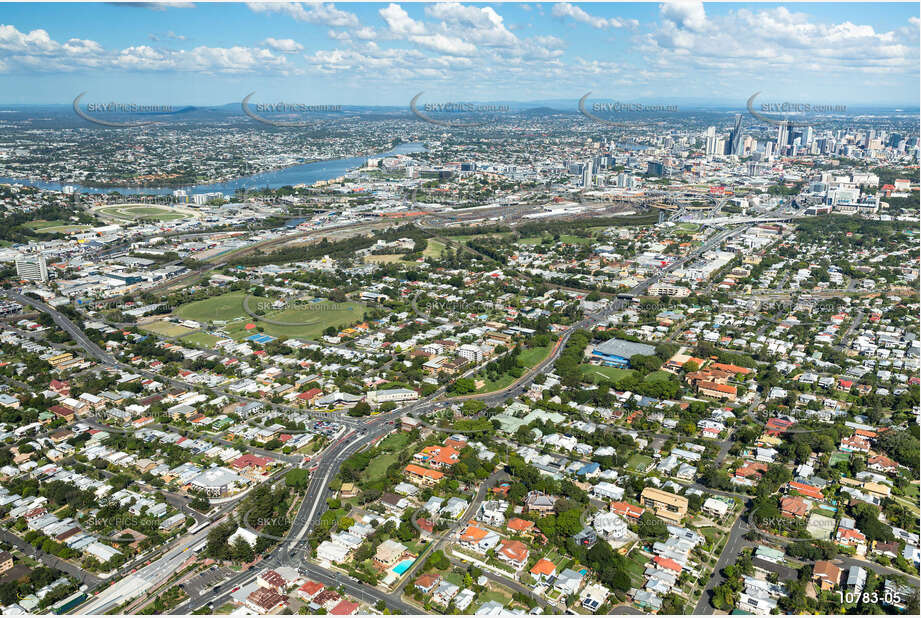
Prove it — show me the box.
[0,2,918,106]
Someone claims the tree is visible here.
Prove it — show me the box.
[451,378,476,395]
[348,401,372,417]
[285,469,309,489]
[637,511,668,540]
[428,550,449,570]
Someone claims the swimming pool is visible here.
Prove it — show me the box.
[392,558,415,575]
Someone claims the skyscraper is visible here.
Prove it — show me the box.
[728,114,744,155]
[704,126,719,156]
[582,160,593,188]
[775,122,790,155]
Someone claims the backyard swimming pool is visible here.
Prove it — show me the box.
[392,558,415,575]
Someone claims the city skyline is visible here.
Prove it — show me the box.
[0,1,919,106]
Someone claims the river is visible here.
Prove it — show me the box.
[0,142,425,196]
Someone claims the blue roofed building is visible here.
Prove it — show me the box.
[590,338,656,369]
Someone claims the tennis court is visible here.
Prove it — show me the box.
[246,333,275,344]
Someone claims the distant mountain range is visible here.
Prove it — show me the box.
[1,98,916,113]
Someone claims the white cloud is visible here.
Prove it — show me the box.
[247,2,358,28]
[660,1,707,32]
[552,2,636,30]
[379,3,426,36]
[409,33,476,56]
[263,37,303,53]
[0,24,287,74]
[644,4,918,79]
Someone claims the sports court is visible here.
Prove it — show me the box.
[246,333,275,344]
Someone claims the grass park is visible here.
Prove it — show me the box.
[422,239,446,258]
[364,253,405,264]
[625,454,654,473]
[25,219,93,234]
[579,364,634,383]
[179,331,223,348]
[96,203,191,221]
[475,344,552,393]
[172,291,365,342]
[518,233,594,246]
[140,320,197,338]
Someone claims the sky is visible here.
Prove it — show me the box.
[0,1,918,107]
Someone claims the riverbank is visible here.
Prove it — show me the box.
[0,142,425,196]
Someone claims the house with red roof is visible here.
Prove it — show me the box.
[497,539,530,571]
[697,381,737,402]
[836,527,867,553]
[836,378,854,391]
[507,517,535,536]
[840,435,870,454]
[296,581,324,602]
[414,445,460,469]
[414,573,442,594]
[653,555,682,575]
[765,417,793,437]
[244,588,288,614]
[232,454,273,476]
[404,463,444,486]
[735,461,769,481]
[49,379,70,396]
[330,600,360,615]
[610,501,644,521]
[530,558,557,582]
[868,454,898,475]
[296,388,323,405]
[788,481,824,501]
[780,496,809,519]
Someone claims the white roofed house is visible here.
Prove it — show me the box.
[316,540,351,564]
[593,512,628,540]
[591,481,624,501]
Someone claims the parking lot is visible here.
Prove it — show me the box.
[181,565,234,598]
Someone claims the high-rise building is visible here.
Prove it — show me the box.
[704,126,719,156]
[15,255,48,282]
[728,114,744,155]
[582,160,593,188]
[803,126,814,146]
[775,122,791,155]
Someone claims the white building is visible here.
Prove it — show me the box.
[15,255,48,282]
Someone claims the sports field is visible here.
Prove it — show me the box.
[364,254,405,264]
[96,203,192,221]
[626,454,654,473]
[423,239,446,258]
[173,291,364,342]
[580,364,634,383]
[26,220,92,234]
[141,320,197,338]
[180,331,222,348]
[175,291,250,323]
